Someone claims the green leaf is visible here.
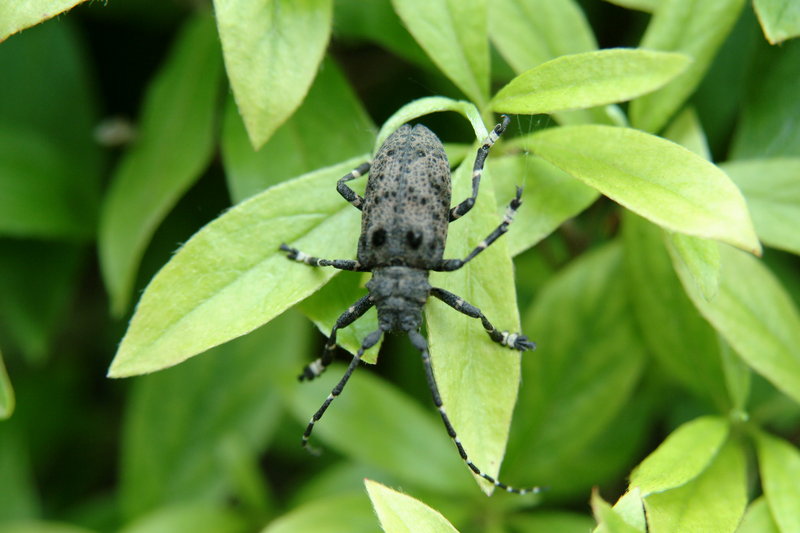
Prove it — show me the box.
[643,439,747,533]
[365,480,460,533]
[0,19,101,239]
[520,125,762,254]
[509,511,595,533]
[671,245,800,404]
[391,0,489,106]
[489,0,596,72]
[260,493,376,533]
[118,503,248,533]
[630,416,729,495]
[736,497,780,533]
[120,313,305,518]
[375,97,487,151]
[0,127,96,239]
[0,240,82,363]
[425,160,524,495]
[659,108,722,300]
[107,157,365,378]
[214,0,333,149]
[601,0,657,11]
[609,489,647,532]
[592,491,645,533]
[0,349,13,420]
[505,243,646,494]
[298,274,381,364]
[221,56,374,203]
[730,40,800,158]
[623,214,730,410]
[99,13,223,316]
[754,430,800,533]
[285,364,468,494]
[754,0,800,44]
[630,0,746,133]
[663,107,711,160]
[0,0,88,42]
[0,426,39,519]
[0,524,97,533]
[491,49,690,115]
[490,154,599,256]
[665,233,720,301]
[722,158,800,255]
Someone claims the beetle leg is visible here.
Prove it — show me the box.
[407,329,541,494]
[449,115,510,222]
[429,287,536,351]
[279,244,365,271]
[301,328,383,454]
[337,162,370,210]
[299,294,374,381]
[435,187,522,272]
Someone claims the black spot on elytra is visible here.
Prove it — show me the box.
[371,228,386,246]
[407,230,423,249]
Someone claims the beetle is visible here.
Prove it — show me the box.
[280,115,540,494]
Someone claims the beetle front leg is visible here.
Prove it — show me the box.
[280,244,365,271]
[336,162,370,210]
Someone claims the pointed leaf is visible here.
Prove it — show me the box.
[0,349,13,420]
[221,56,373,203]
[731,42,800,158]
[623,214,730,410]
[754,430,800,533]
[120,313,305,518]
[736,497,780,533]
[260,494,376,533]
[506,244,646,493]
[592,491,645,533]
[643,439,747,533]
[0,20,101,239]
[630,0,746,133]
[672,245,800,404]
[425,160,524,495]
[391,0,489,105]
[665,233,720,300]
[492,49,690,115]
[119,503,247,533]
[214,0,333,148]
[520,125,761,254]
[490,154,598,256]
[286,366,467,494]
[108,157,365,377]
[722,158,800,255]
[489,0,596,72]
[630,416,728,495]
[99,14,223,315]
[0,0,88,42]
[365,480,460,533]
[754,0,800,44]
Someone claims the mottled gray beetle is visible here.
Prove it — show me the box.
[280,115,540,494]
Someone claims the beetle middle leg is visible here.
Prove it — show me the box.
[429,287,535,351]
[279,244,365,271]
[336,162,370,210]
[299,294,374,381]
[449,115,511,222]
[435,187,523,272]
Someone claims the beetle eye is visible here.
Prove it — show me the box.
[407,230,423,249]
[372,228,386,246]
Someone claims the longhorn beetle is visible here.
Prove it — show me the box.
[280,115,540,494]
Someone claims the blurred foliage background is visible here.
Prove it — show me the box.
[1,0,799,532]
